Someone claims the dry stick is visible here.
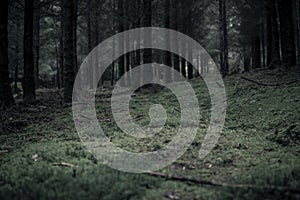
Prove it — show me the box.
[241,76,299,87]
[53,162,78,168]
[145,172,300,194]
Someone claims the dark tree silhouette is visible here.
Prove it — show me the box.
[278,0,296,67]
[0,0,15,109]
[219,0,229,77]
[22,0,36,104]
[62,0,76,103]
[266,0,281,68]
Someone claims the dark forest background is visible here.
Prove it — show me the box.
[1,0,300,199]
[0,0,299,107]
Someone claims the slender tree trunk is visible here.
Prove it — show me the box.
[251,34,261,69]
[278,0,296,67]
[180,0,186,78]
[14,19,21,93]
[243,46,251,72]
[261,21,266,68]
[172,0,180,75]
[266,0,281,68]
[143,0,152,65]
[33,0,40,89]
[111,0,116,86]
[297,0,300,68]
[22,0,36,104]
[0,0,15,109]
[118,0,125,85]
[73,0,78,73]
[59,37,64,88]
[62,0,76,103]
[125,1,131,86]
[223,0,229,75]
[164,0,172,82]
[219,0,229,76]
[143,0,154,88]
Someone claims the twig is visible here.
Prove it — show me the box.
[145,172,300,194]
[241,76,299,87]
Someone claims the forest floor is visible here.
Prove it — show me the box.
[1,68,300,200]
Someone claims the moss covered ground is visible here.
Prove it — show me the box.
[1,69,300,199]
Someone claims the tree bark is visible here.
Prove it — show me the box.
[266,0,281,68]
[179,0,187,78]
[0,0,15,109]
[62,0,76,103]
[22,0,36,104]
[33,0,40,89]
[118,0,125,85]
[251,34,261,69]
[172,0,180,75]
[219,0,229,77]
[164,0,172,82]
[143,0,153,65]
[261,21,266,68]
[278,0,296,67]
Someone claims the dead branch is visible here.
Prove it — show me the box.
[145,172,300,194]
[53,162,78,168]
[241,76,299,87]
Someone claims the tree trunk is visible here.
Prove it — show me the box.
[14,19,21,93]
[0,0,15,109]
[62,0,76,103]
[118,0,125,85]
[143,0,153,65]
[125,1,131,86]
[278,0,296,67]
[297,0,300,68]
[172,0,180,75]
[33,0,40,89]
[243,46,251,72]
[219,0,229,77]
[22,0,36,104]
[73,0,78,73]
[266,0,281,68]
[164,0,172,82]
[261,21,266,68]
[143,0,154,86]
[180,0,186,78]
[251,35,261,69]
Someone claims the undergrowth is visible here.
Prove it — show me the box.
[0,70,300,200]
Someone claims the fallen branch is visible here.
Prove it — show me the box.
[53,162,77,168]
[241,76,299,87]
[145,172,300,194]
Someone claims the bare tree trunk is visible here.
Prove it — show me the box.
[261,21,266,68]
[143,0,152,66]
[62,0,76,103]
[22,0,36,104]
[219,0,229,77]
[0,0,15,109]
[33,0,40,89]
[172,0,180,75]
[73,0,78,73]
[278,0,296,67]
[297,0,300,69]
[266,0,281,68]
[14,19,21,93]
[180,0,186,78]
[251,25,261,69]
[118,0,125,85]
[164,0,172,82]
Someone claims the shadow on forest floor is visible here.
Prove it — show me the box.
[0,68,300,200]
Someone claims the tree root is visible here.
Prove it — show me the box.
[145,171,300,194]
